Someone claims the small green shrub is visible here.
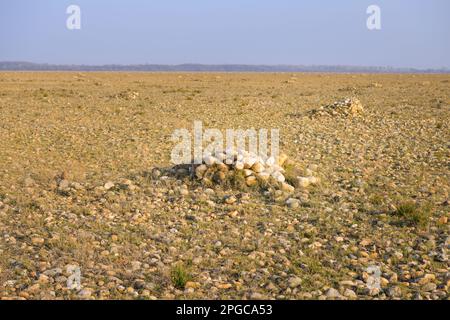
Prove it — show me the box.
[171,263,192,289]
[395,201,431,227]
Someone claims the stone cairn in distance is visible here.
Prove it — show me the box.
[309,97,364,117]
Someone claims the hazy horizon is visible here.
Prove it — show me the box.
[1,0,449,69]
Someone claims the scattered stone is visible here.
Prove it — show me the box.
[418,274,436,285]
[288,277,302,288]
[281,183,295,193]
[78,288,93,298]
[58,179,70,190]
[343,288,357,299]
[326,288,341,299]
[387,286,402,298]
[217,283,233,289]
[421,283,437,292]
[38,274,49,284]
[245,176,257,187]
[104,181,115,190]
[286,198,300,209]
[31,237,45,245]
[224,195,237,205]
[297,177,310,188]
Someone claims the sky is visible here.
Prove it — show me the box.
[0,0,449,69]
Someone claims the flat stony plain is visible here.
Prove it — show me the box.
[0,72,448,300]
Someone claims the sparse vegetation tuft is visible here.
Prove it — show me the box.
[171,263,192,289]
[394,201,432,227]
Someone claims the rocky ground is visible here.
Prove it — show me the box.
[0,72,448,300]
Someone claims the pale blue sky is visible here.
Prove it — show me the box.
[0,0,449,68]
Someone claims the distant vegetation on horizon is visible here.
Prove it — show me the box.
[0,61,448,73]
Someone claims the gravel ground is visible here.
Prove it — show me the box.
[0,72,448,300]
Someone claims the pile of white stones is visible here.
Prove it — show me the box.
[311,97,364,117]
[115,90,139,100]
[193,149,319,192]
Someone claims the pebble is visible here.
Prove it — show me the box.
[78,288,93,298]
[288,277,302,288]
[297,177,310,188]
[326,288,341,299]
[104,182,115,190]
[343,288,357,299]
[286,198,300,209]
[59,179,70,189]
[224,196,237,204]
[421,283,437,292]
[31,237,45,245]
[418,274,435,285]
[281,183,295,193]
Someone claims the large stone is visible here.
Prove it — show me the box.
[326,288,341,299]
[257,172,270,181]
[213,171,226,183]
[204,156,219,166]
[243,169,253,177]
[234,161,244,170]
[245,176,258,187]
[224,195,237,205]
[281,183,295,193]
[195,164,208,179]
[251,162,264,173]
[297,177,310,188]
[288,277,302,288]
[104,181,115,190]
[216,162,229,172]
[421,283,437,292]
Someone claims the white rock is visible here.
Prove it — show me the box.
[288,277,302,288]
[257,172,270,181]
[298,177,310,188]
[225,148,237,157]
[195,164,207,179]
[272,164,284,172]
[244,156,257,168]
[252,162,264,173]
[245,176,258,187]
[272,171,285,183]
[308,176,319,185]
[286,198,300,208]
[326,288,341,298]
[234,161,244,170]
[244,169,253,177]
[266,156,275,166]
[214,152,226,161]
[265,166,274,174]
[104,181,115,190]
[281,183,295,193]
[204,156,219,166]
